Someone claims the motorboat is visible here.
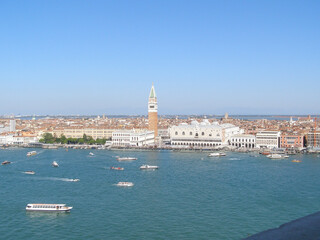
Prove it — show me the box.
[89,152,95,156]
[208,152,226,157]
[260,151,271,155]
[116,182,134,187]
[2,161,11,165]
[23,171,35,175]
[292,160,302,163]
[110,167,124,171]
[140,165,159,170]
[70,179,80,182]
[117,157,137,161]
[27,151,37,157]
[26,203,73,212]
[267,154,285,159]
[52,161,59,167]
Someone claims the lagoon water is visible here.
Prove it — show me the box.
[1,148,320,239]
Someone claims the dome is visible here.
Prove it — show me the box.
[200,119,210,125]
[191,120,199,126]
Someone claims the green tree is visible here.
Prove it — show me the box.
[83,134,88,143]
[40,133,55,143]
[60,135,67,144]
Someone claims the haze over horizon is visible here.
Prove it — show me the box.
[1,0,319,116]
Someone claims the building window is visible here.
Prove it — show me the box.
[202,132,204,136]
[182,131,185,135]
[175,131,178,135]
[190,132,192,135]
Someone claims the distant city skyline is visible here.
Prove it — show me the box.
[1,1,319,115]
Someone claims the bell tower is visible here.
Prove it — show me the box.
[148,84,158,137]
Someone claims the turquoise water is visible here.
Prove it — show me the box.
[1,148,320,239]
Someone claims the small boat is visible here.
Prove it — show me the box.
[70,179,80,182]
[26,203,73,212]
[52,161,59,167]
[89,152,94,156]
[2,161,11,165]
[208,152,226,157]
[110,167,124,171]
[267,154,285,159]
[117,157,137,161]
[116,182,134,187]
[140,165,159,170]
[23,171,35,175]
[261,151,270,155]
[27,151,37,157]
[292,160,302,163]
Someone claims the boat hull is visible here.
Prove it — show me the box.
[26,208,72,212]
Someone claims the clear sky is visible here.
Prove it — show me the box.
[0,0,319,115]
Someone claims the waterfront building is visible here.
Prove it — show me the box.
[0,134,38,145]
[256,131,281,149]
[148,84,158,137]
[53,128,114,140]
[169,120,241,148]
[158,129,170,145]
[111,130,155,147]
[280,134,304,148]
[307,131,320,148]
[230,134,256,148]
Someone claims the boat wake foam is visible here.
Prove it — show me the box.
[33,177,79,182]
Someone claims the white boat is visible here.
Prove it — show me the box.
[116,182,134,187]
[140,165,159,170]
[27,151,37,157]
[26,203,73,212]
[117,157,137,161]
[267,154,285,159]
[89,152,94,156]
[70,179,80,182]
[23,171,35,175]
[208,152,226,157]
[52,161,59,167]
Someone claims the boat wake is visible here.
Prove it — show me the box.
[33,177,80,182]
[229,158,241,161]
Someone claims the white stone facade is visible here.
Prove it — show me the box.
[112,130,155,147]
[256,131,281,149]
[231,134,256,148]
[169,120,241,148]
[0,135,38,145]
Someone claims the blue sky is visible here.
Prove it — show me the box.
[0,0,319,115]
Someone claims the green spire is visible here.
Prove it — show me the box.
[149,84,156,99]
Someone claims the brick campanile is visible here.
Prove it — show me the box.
[148,84,158,137]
